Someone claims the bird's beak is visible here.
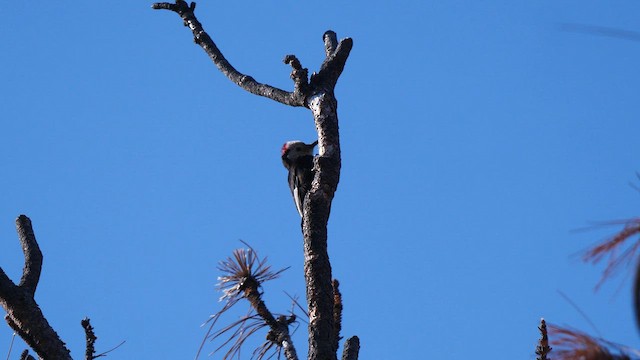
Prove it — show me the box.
[310,140,319,148]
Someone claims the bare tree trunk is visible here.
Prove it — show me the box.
[153,2,354,359]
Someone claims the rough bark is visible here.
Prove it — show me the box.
[0,215,72,360]
[341,337,360,360]
[535,319,551,360]
[153,3,354,359]
[81,318,97,360]
[332,279,343,353]
[303,92,340,360]
[244,278,299,360]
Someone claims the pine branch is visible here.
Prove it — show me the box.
[202,244,298,360]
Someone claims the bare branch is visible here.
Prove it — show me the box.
[536,319,552,360]
[6,316,35,354]
[284,291,308,320]
[0,215,72,360]
[312,36,354,92]
[152,0,305,107]
[283,55,309,104]
[0,270,17,309]
[16,215,42,296]
[94,340,126,359]
[341,336,360,360]
[82,317,97,360]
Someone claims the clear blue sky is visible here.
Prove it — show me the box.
[1,1,639,359]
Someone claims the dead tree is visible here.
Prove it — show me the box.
[152,1,357,360]
[0,2,356,358]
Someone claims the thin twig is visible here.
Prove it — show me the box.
[556,290,601,338]
[5,332,15,360]
[94,340,126,358]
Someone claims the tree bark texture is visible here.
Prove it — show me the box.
[153,3,353,360]
[341,337,360,360]
[0,215,72,360]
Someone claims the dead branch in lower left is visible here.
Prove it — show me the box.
[0,215,72,359]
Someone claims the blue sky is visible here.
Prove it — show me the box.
[1,1,640,359]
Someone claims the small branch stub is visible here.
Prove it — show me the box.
[19,350,35,360]
[341,336,360,360]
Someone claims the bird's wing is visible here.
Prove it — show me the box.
[291,156,314,217]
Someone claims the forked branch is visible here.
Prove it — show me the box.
[151,1,352,110]
[152,0,305,106]
[153,3,355,359]
[0,215,72,359]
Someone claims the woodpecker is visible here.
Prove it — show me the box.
[281,140,318,217]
